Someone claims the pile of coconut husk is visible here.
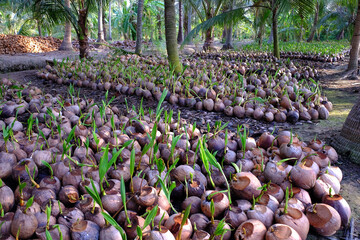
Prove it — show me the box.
[0,34,62,55]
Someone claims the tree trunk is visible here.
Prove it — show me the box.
[97,0,106,44]
[336,29,344,40]
[258,23,265,47]
[37,21,42,37]
[59,0,73,51]
[108,1,112,40]
[307,0,319,42]
[222,2,233,50]
[184,7,192,44]
[333,97,360,164]
[203,1,213,51]
[157,13,162,40]
[78,8,89,59]
[177,0,183,44]
[203,27,214,51]
[135,0,145,55]
[224,26,233,49]
[103,7,107,40]
[272,3,280,58]
[298,24,303,42]
[268,28,273,43]
[184,7,188,38]
[164,0,182,74]
[348,0,360,71]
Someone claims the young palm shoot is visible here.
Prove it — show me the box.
[42,161,54,179]
[102,212,127,240]
[237,125,247,159]
[176,204,192,240]
[284,187,289,214]
[120,176,131,227]
[200,139,232,209]
[85,179,104,211]
[98,141,133,195]
[25,165,39,188]
[157,177,177,213]
[18,179,27,207]
[209,218,230,240]
[129,148,135,193]
[24,196,34,214]
[136,205,159,240]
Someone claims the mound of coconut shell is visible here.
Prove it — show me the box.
[0,78,350,240]
[37,53,331,125]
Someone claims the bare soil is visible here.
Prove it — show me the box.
[0,57,359,239]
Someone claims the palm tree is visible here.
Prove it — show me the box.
[348,0,360,71]
[307,0,319,42]
[135,0,145,54]
[49,0,96,58]
[177,0,184,44]
[59,0,73,51]
[97,0,106,44]
[188,0,225,50]
[183,0,314,57]
[164,0,182,74]
[108,0,112,40]
[222,0,234,49]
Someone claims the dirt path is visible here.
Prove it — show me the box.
[1,60,360,239]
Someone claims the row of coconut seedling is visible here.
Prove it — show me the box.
[193,51,345,63]
[0,78,350,240]
[37,54,331,124]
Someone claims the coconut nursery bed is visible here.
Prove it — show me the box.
[0,76,352,240]
[37,53,332,127]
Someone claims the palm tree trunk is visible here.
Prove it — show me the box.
[78,8,89,59]
[184,7,192,44]
[103,7,107,40]
[59,0,73,51]
[203,27,214,51]
[97,0,105,44]
[348,0,360,71]
[164,0,182,74]
[108,1,112,40]
[37,21,42,37]
[222,2,233,50]
[268,28,273,43]
[307,0,319,42]
[177,0,183,44]
[157,13,162,40]
[135,0,145,55]
[224,26,233,49]
[272,2,280,58]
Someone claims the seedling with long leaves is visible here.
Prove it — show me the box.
[237,125,247,158]
[98,141,133,195]
[200,139,232,209]
[176,204,192,240]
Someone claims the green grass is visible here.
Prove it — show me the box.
[239,40,349,56]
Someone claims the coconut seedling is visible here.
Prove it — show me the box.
[306,203,341,236]
[237,125,247,159]
[101,212,127,240]
[136,205,158,240]
[158,177,178,214]
[10,196,38,239]
[322,188,351,227]
[274,187,309,240]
